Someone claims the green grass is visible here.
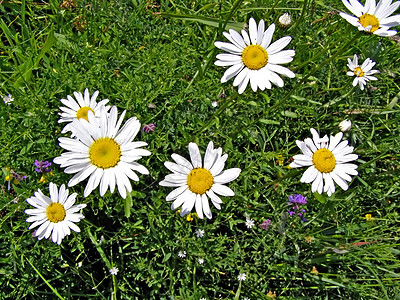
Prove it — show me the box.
[1,0,400,299]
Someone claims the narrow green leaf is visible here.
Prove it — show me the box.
[125,192,133,218]
[158,12,243,32]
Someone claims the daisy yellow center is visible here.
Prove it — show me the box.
[354,67,364,77]
[46,203,66,223]
[358,14,380,33]
[89,138,121,169]
[312,148,336,173]
[187,168,214,195]
[76,106,95,121]
[242,45,268,70]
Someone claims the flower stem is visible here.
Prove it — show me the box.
[289,0,308,33]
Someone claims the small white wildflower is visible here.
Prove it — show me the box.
[245,218,255,229]
[198,258,204,265]
[99,235,105,244]
[211,101,218,107]
[238,273,247,281]
[178,251,186,258]
[77,262,83,268]
[109,267,119,275]
[243,298,251,300]
[339,119,352,132]
[3,94,14,105]
[278,13,292,27]
[195,229,205,238]
[200,298,206,300]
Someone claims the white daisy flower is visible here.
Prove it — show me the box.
[339,0,400,36]
[198,258,205,264]
[237,273,247,281]
[25,182,86,245]
[245,218,255,228]
[58,88,110,134]
[159,141,241,219]
[346,54,379,90]
[53,106,151,199]
[214,17,295,94]
[178,250,186,258]
[289,128,359,196]
[109,267,119,275]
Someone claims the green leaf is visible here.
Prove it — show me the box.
[313,192,327,204]
[158,12,243,32]
[125,192,133,218]
[281,110,298,118]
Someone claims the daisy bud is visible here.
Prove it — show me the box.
[278,13,292,28]
[339,119,352,132]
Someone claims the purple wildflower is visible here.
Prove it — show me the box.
[10,170,27,182]
[34,160,52,173]
[287,194,307,206]
[287,194,307,222]
[259,219,271,230]
[142,123,155,133]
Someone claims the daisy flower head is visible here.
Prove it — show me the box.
[53,106,151,199]
[25,182,86,245]
[347,54,379,90]
[58,88,110,134]
[159,141,241,219]
[339,0,400,36]
[289,128,358,196]
[214,17,295,94]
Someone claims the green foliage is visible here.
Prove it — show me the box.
[1,0,400,299]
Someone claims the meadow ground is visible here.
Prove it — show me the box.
[1,0,400,299]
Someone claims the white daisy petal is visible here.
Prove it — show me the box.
[213,168,241,184]
[201,194,212,219]
[171,153,194,170]
[266,36,292,55]
[221,63,244,83]
[206,189,223,210]
[195,194,204,219]
[171,189,192,210]
[261,23,275,48]
[189,142,202,168]
[300,166,318,183]
[228,29,247,48]
[180,192,196,216]
[166,185,188,201]
[249,17,258,45]
[212,184,235,196]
